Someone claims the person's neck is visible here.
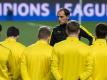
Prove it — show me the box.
[40,39,48,43]
[60,23,66,26]
[96,38,105,40]
[60,21,69,25]
[68,34,78,38]
[8,37,17,40]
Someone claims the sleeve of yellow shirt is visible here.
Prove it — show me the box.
[0,44,10,80]
[51,48,62,80]
[80,51,94,80]
[0,65,9,79]
[7,52,20,80]
[20,53,30,80]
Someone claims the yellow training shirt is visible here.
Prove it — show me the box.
[21,40,52,80]
[51,37,93,80]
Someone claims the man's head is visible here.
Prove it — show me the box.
[57,8,70,25]
[66,21,80,36]
[38,26,51,41]
[0,24,2,32]
[96,23,107,39]
[7,26,19,39]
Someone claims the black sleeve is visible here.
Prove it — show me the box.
[50,29,56,46]
[0,24,2,32]
[79,28,93,45]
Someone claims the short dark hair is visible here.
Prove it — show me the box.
[0,24,2,32]
[96,23,107,38]
[66,21,80,35]
[38,26,51,39]
[7,26,19,37]
[58,8,70,16]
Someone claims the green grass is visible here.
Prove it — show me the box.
[0,21,104,46]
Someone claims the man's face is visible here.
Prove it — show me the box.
[57,11,69,25]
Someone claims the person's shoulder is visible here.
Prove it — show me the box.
[51,25,61,35]
[23,44,34,54]
[0,40,10,48]
[0,43,8,50]
[0,41,4,44]
[0,43,11,53]
[79,41,89,48]
[27,43,36,49]
[16,42,26,48]
[53,24,61,30]
[54,40,65,48]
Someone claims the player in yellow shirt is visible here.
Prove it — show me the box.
[91,23,107,80]
[0,24,10,80]
[0,26,25,80]
[51,21,93,80]
[0,44,11,80]
[21,26,52,80]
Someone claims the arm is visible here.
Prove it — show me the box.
[50,29,57,46]
[51,48,62,80]
[20,54,30,80]
[7,50,22,80]
[80,25,95,45]
[80,51,94,80]
[0,45,10,80]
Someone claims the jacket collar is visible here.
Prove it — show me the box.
[5,37,16,42]
[93,39,106,45]
[66,37,79,42]
[36,40,48,45]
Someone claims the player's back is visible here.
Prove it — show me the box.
[91,39,107,80]
[21,40,52,80]
[1,37,25,80]
[52,37,91,80]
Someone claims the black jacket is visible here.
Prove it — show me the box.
[50,24,93,46]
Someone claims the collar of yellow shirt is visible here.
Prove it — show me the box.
[36,40,49,45]
[66,37,79,42]
[94,39,106,45]
[5,37,16,42]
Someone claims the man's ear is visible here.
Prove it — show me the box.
[16,35,19,39]
[66,29,69,36]
[48,35,51,40]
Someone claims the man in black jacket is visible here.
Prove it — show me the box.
[50,8,94,46]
